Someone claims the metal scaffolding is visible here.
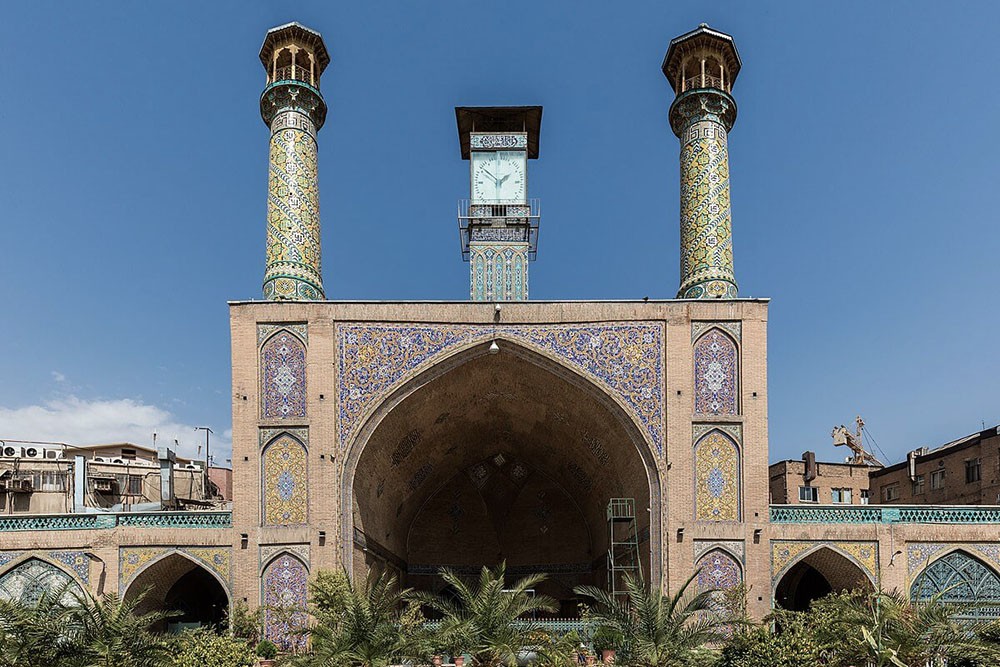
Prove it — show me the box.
[607,498,641,600]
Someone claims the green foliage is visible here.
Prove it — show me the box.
[256,639,278,659]
[64,590,175,667]
[289,569,420,667]
[575,573,729,667]
[590,626,623,652]
[408,562,558,667]
[168,630,256,667]
[227,601,262,645]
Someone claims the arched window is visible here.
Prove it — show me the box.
[694,430,740,522]
[694,328,738,415]
[696,549,741,592]
[261,331,306,419]
[0,558,82,606]
[262,434,308,526]
[911,550,1000,620]
[262,554,308,651]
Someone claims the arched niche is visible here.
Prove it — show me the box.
[0,557,83,606]
[261,432,308,526]
[774,545,873,611]
[694,430,741,522]
[342,339,662,608]
[261,553,309,651]
[693,328,738,416]
[122,551,230,633]
[260,330,307,419]
[911,550,1000,621]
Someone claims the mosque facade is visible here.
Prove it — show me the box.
[0,21,998,649]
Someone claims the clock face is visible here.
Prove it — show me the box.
[471,151,526,202]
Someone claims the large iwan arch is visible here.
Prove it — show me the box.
[774,545,874,611]
[122,551,231,632]
[341,338,662,612]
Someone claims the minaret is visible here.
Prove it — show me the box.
[259,23,330,301]
[662,25,741,299]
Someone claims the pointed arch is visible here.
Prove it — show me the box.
[696,548,742,592]
[911,549,1000,620]
[121,550,231,631]
[261,552,309,651]
[694,429,741,521]
[693,327,738,415]
[262,432,308,526]
[773,544,874,611]
[0,557,83,606]
[260,329,307,418]
[341,335,663,586]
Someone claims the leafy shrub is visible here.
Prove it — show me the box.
[256,638,278,659]
[169,630,256,667]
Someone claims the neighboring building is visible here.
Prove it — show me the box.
[769,452,875,505]
[870,426,1000,505]
[0,441,224,513]
[2,21,1000,651]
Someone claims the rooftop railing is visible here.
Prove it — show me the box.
[770,504,1000,524]
[0,511,231,532]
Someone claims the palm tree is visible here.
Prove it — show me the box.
[574,573,729,667]
[0,588,77,667]
[291,569,420,667]
[408,562,558,667]
[809,588,1000,667]
[64,590,174,667]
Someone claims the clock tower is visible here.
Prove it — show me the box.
[457,106,541,301]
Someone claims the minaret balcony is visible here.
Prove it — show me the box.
[682,74,726,93]
[458,198,540,261]
[270,65,318,87]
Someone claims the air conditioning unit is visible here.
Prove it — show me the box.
[23,447,42,459]
[91,477,116,492]
[1,446,21,458]
[43,449,64,460]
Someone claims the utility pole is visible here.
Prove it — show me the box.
[194,427,213,500]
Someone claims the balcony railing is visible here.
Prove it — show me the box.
[0,511,231,531]
[770,504,1000,524]
[272,65,315,86]
[683,74,725,92]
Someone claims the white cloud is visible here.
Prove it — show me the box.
[0,396,231,464]
[51,371,67,383]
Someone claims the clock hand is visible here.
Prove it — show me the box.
[482,168,498,183]
[498,173,511,185]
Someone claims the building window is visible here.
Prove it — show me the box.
[33,472,67,493]
[126,475,144,496]
[912,474,925,496]
[860,489,870,505]
[931,469,946,490]
[120,448,137,461]
[798,486,818,503]
[966,459,982,484]
[831,488,852,504]
[882,484,900,502]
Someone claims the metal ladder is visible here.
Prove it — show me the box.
[606,498,641,601]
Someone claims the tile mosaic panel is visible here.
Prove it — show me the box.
[262,553,309,651]
[263,119,324,301]
[693,328,738,415]
[694,540,744,563]
[771,541,879,584]
[260,544,310,571]
[676,112,738,299]
[337,322,665,454]
[261,330,307,419]
[907,543,1000,577]
[0,551,89,585]
[692,320,741,343]
[257,323,307,346]
[692,422,741,445]
[694,430,740,521]
[696,549,742,592]
[469,243,529,301]
[263,434,308,526]
[259,427,308,450]
[0,558,82,605]
[119,547,232,588]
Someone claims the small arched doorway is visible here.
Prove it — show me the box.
[774,546,873,611]
[345,340,660,612]
[123,553,230,633]
[0,558,83,606]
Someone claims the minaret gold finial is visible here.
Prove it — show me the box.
[259,23,330,301]
[663,25,741,299]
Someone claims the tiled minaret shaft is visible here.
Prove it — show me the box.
[663,25,741,299]
[259,24,330,301]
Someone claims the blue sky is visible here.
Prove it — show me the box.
[0,1,997,466]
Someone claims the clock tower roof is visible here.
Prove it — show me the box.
[455,106,542,159]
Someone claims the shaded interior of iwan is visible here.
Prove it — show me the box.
[352,345,652,614]
[125,554,229,632]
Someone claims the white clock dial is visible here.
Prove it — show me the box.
[471,152,499,202]
[494,151,526,202]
